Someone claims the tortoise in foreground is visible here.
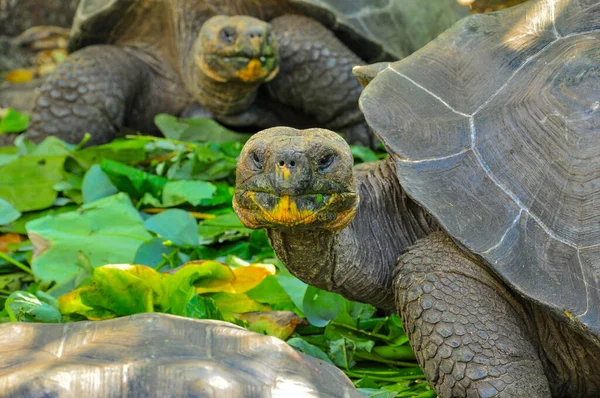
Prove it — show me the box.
[22,0,468,147]
[0,313,361,397]
[233,0,600,396]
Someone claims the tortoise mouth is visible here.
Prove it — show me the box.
[233,190,358,230]
[201,53,279,83]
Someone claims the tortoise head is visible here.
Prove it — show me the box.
[234,127,358,231]
[197,15,279,84]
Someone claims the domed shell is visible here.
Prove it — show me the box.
[360,0,600,338]
[0,313,361,397]
[67,0,468,61]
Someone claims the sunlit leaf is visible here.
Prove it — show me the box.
[237,311,304,340]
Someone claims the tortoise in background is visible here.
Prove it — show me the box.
[233,0,600,396]
[0,0,79,36]
[23,0,468,147]
[0,313,362,397]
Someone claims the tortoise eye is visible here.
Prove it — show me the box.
[318,154,335,171]
[250,151,263,170]
[220,26,237,44]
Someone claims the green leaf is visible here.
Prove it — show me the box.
[155,114,250,143]
[82,165,118,204]
[74,139,148,168]
[246,275,302,315]
[0,155,66,211]
[302,285,345,327]
[0,198,21,225]
[351,145,378,163]
[26,193,152,283]
[133,238,178,269]
[100,159,168,198]
[5,291,62,323]
[161,180,216,206]
[144,209,199,247]
[287,337,335,365]
[0,109,30,134]
[198,212,251,244]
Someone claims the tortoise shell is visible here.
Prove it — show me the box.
[67,0,468,62]
[0,313,361,397]
[360,0,600,338]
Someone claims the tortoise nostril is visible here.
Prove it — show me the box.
[290,160,296,167]
[279,160,285,167]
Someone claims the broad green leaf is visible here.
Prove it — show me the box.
[0,155,66,211]
[161,180,216,206]
[0,198,21,225]
[287,337,335,365]
[0,146,18,167]
[0,109,30,134]
[198,212,251,244]
[133,238,178,269]
[302,285,345,327]
[0,205,77,234]
[155,114,249,144]
[246,275,302,315]
[100,159,168,198]
[275,274,308,312]
[5,291,62,323]
[82,165,118,203]
[144,209,199,247]
[26,193,152,283]
[74,139,148,168]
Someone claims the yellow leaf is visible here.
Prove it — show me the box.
[6,69,34,83]
[236,311,305,340]
[230,265,275,293]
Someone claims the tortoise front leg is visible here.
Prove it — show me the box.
[267,15,374,147]
[395,232,551,397]
[26,45,188,146]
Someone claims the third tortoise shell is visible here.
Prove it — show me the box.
[360,0,600,340]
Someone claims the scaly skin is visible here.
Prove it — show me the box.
[234,127,600,397]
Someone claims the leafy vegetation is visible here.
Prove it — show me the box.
[0,110,432,397]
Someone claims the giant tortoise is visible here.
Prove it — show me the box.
[233,0,600,396]
[22,0,467,147]
[0,313,362,397]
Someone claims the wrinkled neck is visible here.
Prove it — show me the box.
[186,46,260,116]
[267,159,438,310]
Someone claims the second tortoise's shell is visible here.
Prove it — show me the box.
[0,313,361,397]
[68,0,468,62]
[360,0,600,338]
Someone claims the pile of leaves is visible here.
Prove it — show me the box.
[0,111,433,397]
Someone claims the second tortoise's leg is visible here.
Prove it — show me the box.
[27,45,188,145]
[395,232,551,398]
[267,15,374,148]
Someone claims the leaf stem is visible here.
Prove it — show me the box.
[0,251,33,275]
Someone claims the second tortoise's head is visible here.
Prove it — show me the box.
[197,15,279,84]
[234,127,358,231]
